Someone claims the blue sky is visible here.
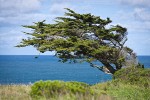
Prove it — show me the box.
[0,0,150,55]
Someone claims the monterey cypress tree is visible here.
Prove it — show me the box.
[17,8,140,74]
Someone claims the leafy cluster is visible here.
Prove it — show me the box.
[30,80,93,99]
[17,8,136,74]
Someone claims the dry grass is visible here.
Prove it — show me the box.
[0,85,31,100]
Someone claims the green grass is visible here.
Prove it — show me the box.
[92,81,150,100]
[0,68,149,100]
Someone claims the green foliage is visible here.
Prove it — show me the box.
[113,67,150,88]
[30,80,93,99]
[17,8,137,74]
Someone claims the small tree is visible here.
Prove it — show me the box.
[17,8,139,74]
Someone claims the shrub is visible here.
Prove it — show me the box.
[30,80,93,98]
[113,67,150,88]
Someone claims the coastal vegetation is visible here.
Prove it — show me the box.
[1,67,149,100]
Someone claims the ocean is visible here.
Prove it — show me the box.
[0,55,150,84]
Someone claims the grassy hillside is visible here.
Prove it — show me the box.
[0,67,150,100]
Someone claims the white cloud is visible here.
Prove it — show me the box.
[0,0,47,27]
[0,0,42,17]
[113,7,150,32]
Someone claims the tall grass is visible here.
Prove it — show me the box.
[0,83,113,100]
[92,81,150,100]
[107,82,150,100]
[0,85,31,100]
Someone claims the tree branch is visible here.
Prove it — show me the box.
[89,62,112,74]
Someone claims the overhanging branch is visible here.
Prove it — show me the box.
[89,62,112,74]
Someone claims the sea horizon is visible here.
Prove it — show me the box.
[0,55,150,85]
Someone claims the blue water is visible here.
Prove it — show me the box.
[0,55,150,84]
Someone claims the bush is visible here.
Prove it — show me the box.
[113,67,150,88]
[30,80,93,98]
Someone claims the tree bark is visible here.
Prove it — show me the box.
[115,63,122,70]
[102,62,116,74]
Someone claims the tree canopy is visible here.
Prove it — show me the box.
[16,8,139,74]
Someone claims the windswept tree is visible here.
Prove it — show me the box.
[17,8,140,74]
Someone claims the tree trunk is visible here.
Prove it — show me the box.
[102,62,116,74]
[115,63,122,70]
